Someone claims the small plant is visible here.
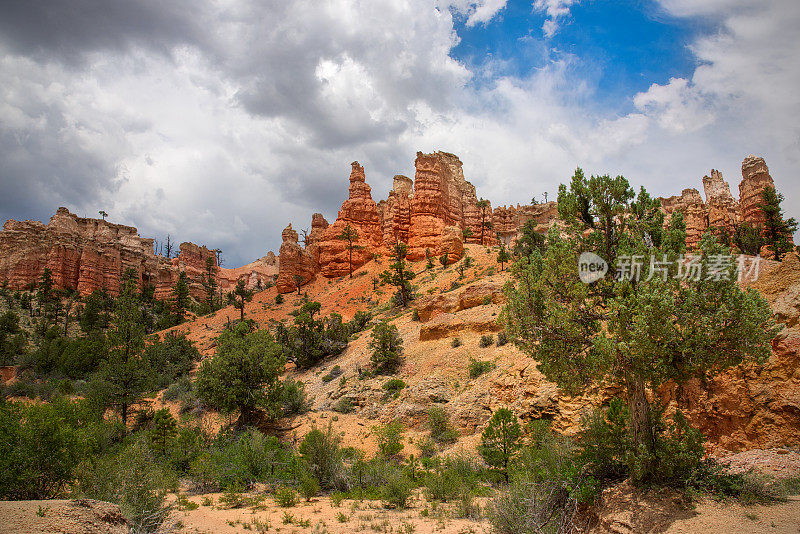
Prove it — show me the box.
[36,505,48,517]
[275,486,299,507]
[330,492,346,507]
[383,378,407,395]
[297,518,311,528]
[322,365,342,383]
[177,494,199,510]
[339,375,347,388]
[411,308,420,321]
[428,405,458,444]
[381,473,413,509]
[337,511,350,523]
[450,337,462,348]
[374,421,405,459]
[333,397,355,414]
[275,293,284,305]
[202,496,213,506]
[282,511,295,524]
[300,474,320,501]
[496,331,508,346]
[479,334,494,348]
[469,357,496,378]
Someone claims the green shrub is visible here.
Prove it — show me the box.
[300,474,320,501]
[381,472,413,508]
[299,423,346,490]
[332,397,354,414]
[468,358,496,379]
[383,378,407,395]
[281,378,311,415]
[347,311,372,334]
[275,486,298,507]
[209,429,293,490]
[369,322,404,373]
[450,337,462,348]
[322,365,342,383]
[427,406,458,444]
[496,331,508,346]
[374,421,405,459]
[275,294,284,305]
[417,436,436,459]
[144,332,201,390]
[163,376,193,401]
[479,334,494,348]
[411,309,420,321]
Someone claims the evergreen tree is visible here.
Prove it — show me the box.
[513,219,546,258]
[502,170,777,482]
[761,186,798,260]
[196,323,285,424]
[172,271,190,324]
[369,321,404,373]
[476,199,491,245]
[149,408,177,458]
[227,279,254,322]
[479,408,521,482]
[732,222,765,256]
[337,223,363,278]
[496,242,510,271]
[202,256,218,311]
[36,268,55,326]
[93,277,152,429]
[379,242,415,307]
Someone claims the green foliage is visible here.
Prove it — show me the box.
[496,331,508,346]
[227,279,255,321]
[143,332,200,390]
[478,334,494,348]
[496,243,511,271]
[196,323,285,424]
[322,364,342,383]
[468,357,495,379]
[172,271,190,324]
[332,397,354,414]
[275,293,284,305]
[479,408,521,482]
[149,408,178,458]
[374,421,405,459]
[208,429,293,491]
[0,397,117,500]
[761,186,798,260]
[300,473,321,501]
[513,219,546,258]
[77,438,173,533]
[347,310,372,333]
[281,378,311,415]
[381,472,413,508]
[369,321,404,373]
[379,242,415,307]
[337,223,363,278]
[274,306,349,369]
[504,170,778,481]
[427,405,458,444]
[299,423,346,490]
[732,222,766,255]
[275,486,299,507]
[383,378,407,395]
[0,311,26,366]
[411,308,420,321]
[450,337,462,348]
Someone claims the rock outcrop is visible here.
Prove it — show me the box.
[0,207,217,300]
[739,155,775,228]
[317,162,382,277]
[217,253,278,292]
[703,169,738,237]
[276,224,317,293]
[378,175,413,247]
[438,226,464,265]
[660,188,708,248]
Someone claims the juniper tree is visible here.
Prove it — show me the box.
[369,321,403,373]
[496,243,510,271]
[476,199,491,245]
[502,169,777,482]
[761,186,798,261]
[337,223,363,278]
[479,408,521,483]
[202,256,218,310]
[513,219,546,258]
[227,279,254,322]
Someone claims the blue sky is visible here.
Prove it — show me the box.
[0,0,798,265]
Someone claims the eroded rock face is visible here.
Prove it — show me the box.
[378,175,413,247]
[739,155,775,228]
[703,169,738,237]
[217,254,278,293]
[660,188,708,248]
[438,225,464,265]
[276,224,316,293]
[318,162,382,277]
[305,213,329,268]
[0,208,216,300]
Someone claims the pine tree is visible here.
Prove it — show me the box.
[202,256,218,311]
[479,408,521,483]
[476,199,490,245]
[369,321,404,373]
[337,224,363,278]
[379,242,415,307]
[496,242,510,271]
[149,408,177,457]
[761,186,798,261]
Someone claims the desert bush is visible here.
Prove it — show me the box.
[347,310,372,333]
[300,473,321,501]
[479,334,494,348]
[381,472,413,508]
[299,423,347,490]
[322,365,343,383]
[427,406,458,444]
[417,436,436,459]
[332,397,355,414]
[275,486,298,507]
[374,421,405,459]
[496,331,509,346]
[383,378,407,395]
[162,376,193,401]
[143,332,201,390]
[275,294,284,305]
[210,429,293,490]
[281,378,311,415]
[468,357,496,379]
[411,309,420,321]
[450,337,462,348]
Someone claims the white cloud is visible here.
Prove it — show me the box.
[441,0,509,27]
[533,0,578,37]
[633,78,715,133]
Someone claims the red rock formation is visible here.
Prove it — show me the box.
[217,253,278,293]
[660,188,708,248]
[378,175,413,247]
[438,226,464,265]
[739,155,775,228]
[492,206,517,245]
[276,224,316,293]
[317,162,382,277]
[703,169,738,237]
[305,213,329,268]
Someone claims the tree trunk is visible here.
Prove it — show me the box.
[629,377,655,476]
[349,244,353,278]
[239,299,245,321]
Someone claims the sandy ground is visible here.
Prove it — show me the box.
[666,497,800,534]
[0,498,128,534]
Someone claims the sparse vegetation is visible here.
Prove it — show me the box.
[478,334,493,348]
[468,357,495,378]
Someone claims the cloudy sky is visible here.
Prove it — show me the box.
[1,0,798,266]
